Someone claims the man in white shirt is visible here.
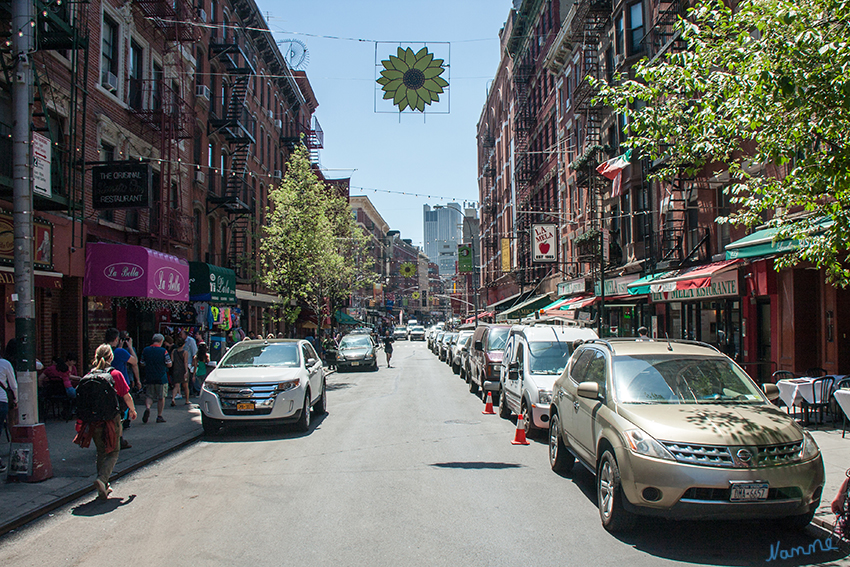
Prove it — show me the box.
[0,349,18,473]
[180,329,198,396]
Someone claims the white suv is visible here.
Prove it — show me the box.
[499,324,598,435]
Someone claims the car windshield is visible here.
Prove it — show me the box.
[528,341,573,374]
[458,335,471,347]
[411,326,424,333]
[613,355,766,404]
[487,328,509,351]
[219,343,300,368]
[340,336,373,349]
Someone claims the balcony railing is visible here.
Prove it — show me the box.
[135,0,198,41]
[127,80,194,139]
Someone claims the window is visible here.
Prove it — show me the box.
[628,2,645,55]
[101,15,119,84]
[615,13,624,56]
[208,143,215,194]
[171,182,180,210]
[193,210,202,260]
[606,47,614,82]
[220,221,228,263]
[220,151,226,195]
[151,171,161,233]
[129,41,143,109]
[152,62,163,111]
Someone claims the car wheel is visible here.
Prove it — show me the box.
[498,390,511,419]
[313,379,327,415]
[468,374,479,394]
[521,401,534,436]
[295,390,311,432]
[782,509,816,531]
[597,450,635,533]
[201,413,222,436]
[452,362,460,375]
[549,413,574,473]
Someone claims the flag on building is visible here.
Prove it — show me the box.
[596,149,632,180]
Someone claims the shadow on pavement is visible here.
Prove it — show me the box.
[326,382,354,391]
[72,494,136,516]
[202,413,329,443]
[430,461,524,470]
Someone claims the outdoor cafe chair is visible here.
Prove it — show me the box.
[807,367,828,378]
[802,375,835,428]
[833,378,850,438]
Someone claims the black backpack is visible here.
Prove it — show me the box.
[76,367,120,422]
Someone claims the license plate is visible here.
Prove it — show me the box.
[351,361,359,366]
[236,402,255,411]
[730,482,769,502]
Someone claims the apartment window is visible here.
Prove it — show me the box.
[210,0,217,24]
[220,151,226,195]
[220,221,228,263]
[621,192,631,245]
[101,15,119,83]
[209,74,217,115]
[615,13,624,56]
[606,47,614,82]
[129,41,143,110]
[208,219,216,262]
[208,143,215,193]
[628,2,645,55]
[171,182,180,210]
[152,62,163,111]
[193,129,202,169]
[193,210,202,260]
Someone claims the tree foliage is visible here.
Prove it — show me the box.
[260,146,374,327]
[594,0,850,284]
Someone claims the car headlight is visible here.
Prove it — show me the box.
[203,381,219,393]
[624,429,676,461]
[537,390,552,404]
[800,430,821,462]
[277,379,300,393]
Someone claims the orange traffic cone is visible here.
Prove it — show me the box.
[482,391,495,415]
[511,413,530,445]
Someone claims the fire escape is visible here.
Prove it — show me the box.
[281,115,323,166]
[207,25,255,279]
[479,128,498,280]
[1,0,90,240]
[131,0,198,250]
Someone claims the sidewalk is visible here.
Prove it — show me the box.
[0,399,203,536]
[811,427,849,537]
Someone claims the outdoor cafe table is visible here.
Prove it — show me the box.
[834,389,850,426]
[776,377,821,416]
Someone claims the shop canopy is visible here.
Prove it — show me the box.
[189,262,236,303]
[488,290,534,313]
[626,271,677,295]
[335,310,364,326]
[540,296,574,311]
[644,259,741,293]
[725,218,833,260]
[538,295,597,318]
[496,293,552,321]
[463,311,493,324]
[83,242,189,301]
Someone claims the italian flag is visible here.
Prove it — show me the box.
[596,149,632,180]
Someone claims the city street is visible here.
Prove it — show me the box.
[0,340,846,567]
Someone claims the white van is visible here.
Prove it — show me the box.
[499,324,598,434]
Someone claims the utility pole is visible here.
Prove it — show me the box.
[10,0,52,481]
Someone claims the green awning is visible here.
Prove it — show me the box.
[334,310,363,326]
[496,293,552,321]
[626,271,676,295]
[725,218,833,260]
[189,262,236,303]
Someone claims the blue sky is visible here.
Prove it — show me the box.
[255,0,514,248]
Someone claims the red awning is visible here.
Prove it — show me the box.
[649,259,741,292]
[463,311,493,324]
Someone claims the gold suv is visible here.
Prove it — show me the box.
[548,339,824,533]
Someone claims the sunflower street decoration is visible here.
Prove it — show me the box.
[399,262,417,278]
[375,43,450,114]
[411,291,420,300]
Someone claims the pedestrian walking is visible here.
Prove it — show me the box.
[170,338,191,406]
[382,332,395,368]
[140,334,172,424]
[0,343,18,473]
[73,344,137,499]
[193,342,210,393]
[181,329,198,395]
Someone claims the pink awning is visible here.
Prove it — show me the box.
[649,259,741,292]
[83,243,189,301]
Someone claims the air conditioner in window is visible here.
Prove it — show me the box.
[267,109,274,120]
[194,170,206,184]
[197,8,207,22]
[274,119,282,130]
[102,72,118,93]
[195,84,211,101]
[614,53,624,67]
[273,170,282,179]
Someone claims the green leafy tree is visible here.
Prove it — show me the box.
[260,146,374,330]
[595,0,850,284]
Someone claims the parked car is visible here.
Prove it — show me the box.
[499,324,598,433]
[393,326,408,340]
[408,325,426,341]
[432,331,445,354]
[451,330,474,375]
[548,338,825,533]
[468,324,511,397]
[199,339,326,435]
[439,332,457,362]
[336,333,379,372]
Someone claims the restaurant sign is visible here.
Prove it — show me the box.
[92,162,152,209]
[651,273,739,303]
[557,277,588,297]
[532,224,557,263]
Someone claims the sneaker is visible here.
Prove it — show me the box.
[94,479,108,499]
[170,399,176,407]
[175,394,182,400]
[0,459,6,473]
[142,409,150,423]
[156,416,166,423]
[120,438,132,449]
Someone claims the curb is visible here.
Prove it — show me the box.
[0,429,203,537]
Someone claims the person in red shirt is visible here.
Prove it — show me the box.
[40,356,80,398]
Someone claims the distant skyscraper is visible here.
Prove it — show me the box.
[423,203,463,275]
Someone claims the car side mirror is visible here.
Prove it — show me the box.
[577,381,601,400]
[474,340,483,351]
[762,383,780,401]
[307,357,318,367]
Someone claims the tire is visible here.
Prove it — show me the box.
[313,379,327,415]
[597,450,635,533]
[468,374,479,394]
[521,401,535,436]
[452,362,460,375]
[549,413,575,473]
[295,390,311,432]
[499,389,512,419]
[782,509,816,531]
[201,413,222,436]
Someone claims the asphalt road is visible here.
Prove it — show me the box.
[0,340,846,566]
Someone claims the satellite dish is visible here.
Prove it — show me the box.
[280,39,309,70]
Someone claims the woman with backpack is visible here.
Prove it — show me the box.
[73,344,137,499]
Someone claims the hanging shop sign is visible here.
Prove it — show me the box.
[594,274,640,297]
[650,272,739,303]
[557,277,588,297]
[83,242,189,301]
[32,132,52,198]
[532,224,557,263]
[0,211,53,270]
[91,162,152,209]
[457,243,473,273]
[189,262,236,303]
[501,238,511,272]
